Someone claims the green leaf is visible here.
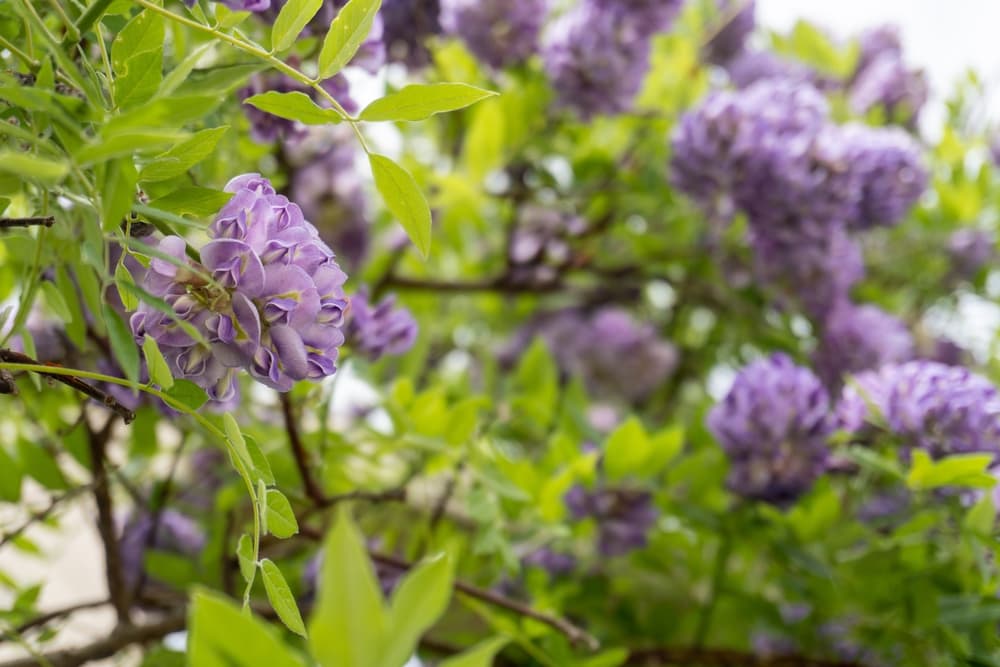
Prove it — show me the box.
[40,281,73,324]
[271,0,323,52]
[368,153,432,258]
[188,588,305,667]
[236,533,256,584]
[163,379,208,411]
[102,158,138,232]
[140,127,229,182]
[265,489,299,539]
[603,416,650,482]
[115,49,163,108]
[963,493,995,537]
[149,187,233,218]
[74,130,189,165]
[360,83,497,122]
[438,637,510,667]
[243,91,343,125]
[318,0,382,79]
[0,152,68,183]
[158,42,217,97]
[383,553,454,667]
[142,336,173,389]
[261,559,307,637]
[0,446,23,502]
[115,262,139,311]
[223,413,253,469]
[906,450,997,491]
[245,435,275,486]
[175,64,265,97]
[103,303,140,385]
[308,507,387,667]
[17,439,67,491]
[110,8,164,71]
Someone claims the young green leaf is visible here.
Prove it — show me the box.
[265,489,299,539]
[261,559,307,637]
[383,553,454,667]
[236,533,256,584]
[188,588,305,667]
[102,304,140,385]
[243,91,343,125]
[359,83,497,122]
[318,0,382,79]
[369,153,432,258]
[102,158,138,232]
[438,637,510,667]
[308,507,387,667]
[0,152,69,183]
[162,379,208,411]
[603,417,651,482]
[223,413,253,469]
[110,9,164,71]
[140,126,229,182]
[150,187,234,217]
[142,336,173,389]
[245,435,275,486]
[114,263,139,311]
[271,0,323,53]
[40,281,73,324]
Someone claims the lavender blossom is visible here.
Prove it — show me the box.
[590,0,684,38]
[855,25,903,76]
[723,50,824,90]
[345,289,418,361]
[840,123,927,230]
[850,55,928,127]
[381,0,442,69]
[704,0,756,66]
[511,307,678,403]
[440,0,546,69]
[508,205,586,284]
[130,174,349,397]
[813,302,914,390]
[708,354,832,505]
[119,510,205,589]
[542,2,652,119]
[523,547,577,577]
[947,229,994,281]
[837,361,1000,458]
[564,485,658,557]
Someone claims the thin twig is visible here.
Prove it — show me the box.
[86,416,130,626]
[0,484,92,549]
[0,350,136,423]
[1,599,109,640]
[369,550,600,651]
[279,392,326,505]
[0,217,54,230]
[0,609,186,667]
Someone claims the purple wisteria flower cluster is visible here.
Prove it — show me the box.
[542,0,682,118]
[836,361,1000,459]
[344,288,418,362]
[508,205,587,285]
[708,354,832,505]
[703,0,756,66]
[508,307,678,404]
[947,228,994,282]
[381,0,443,69]
[130,174,349,401]
[440,0,546,70]
[849,25,927,128]
[564,484,658,557]
[812,302,914,391]
[671,78,927,316]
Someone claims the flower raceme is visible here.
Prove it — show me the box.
[129,174,349,400]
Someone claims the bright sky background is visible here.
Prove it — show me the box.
[760,0,1000,135]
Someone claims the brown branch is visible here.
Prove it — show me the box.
[0,484,92,549]
[86,417,130,626]
[381,274,564,295]
[0,350,136,424]
[279,392,326,505]
[280,392,407,510]
[0,217,54,230]
[1,599,109,641]
[626,647,866,667]
[369,550,600,652]
[0,609,186,667]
